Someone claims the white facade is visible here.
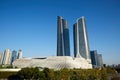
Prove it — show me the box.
[13,56,92,70]
[2,49,12,65]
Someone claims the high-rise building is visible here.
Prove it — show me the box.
[2,49,12,65]
[97,54,103,67]
[13,16,93,69]
[57,16,70,56]
[73,16,90,60]
[11,50,17,63]
[18,49,22,59]
[73,23,81,58]
[90,50,103,68]
[90,50,98,68]
[0,52,2,65]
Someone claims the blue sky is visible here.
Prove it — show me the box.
[0,0,120,65]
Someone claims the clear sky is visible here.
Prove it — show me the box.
[0,0,120,65]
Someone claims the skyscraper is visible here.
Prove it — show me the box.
[11,50,17,63]
[73,23,81,58]
[57,16,70,56]
[97,54,103,67]
[90,50,98,68]
[2,49,12,65]
[17,49,22,59]
[90,50,103,68]
[73,16,90,60]
[0,52,2,65]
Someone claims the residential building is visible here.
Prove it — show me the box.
[0,52,2,65]
[2,49,12,65]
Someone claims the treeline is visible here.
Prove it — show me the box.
[0,67,118,80]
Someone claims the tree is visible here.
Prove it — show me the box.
[59,68,70,80]
[43,68,54,80]
[18,67,42,79]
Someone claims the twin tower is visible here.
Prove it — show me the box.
[57,16,90,60]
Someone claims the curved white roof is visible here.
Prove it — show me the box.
[12,56,92,70]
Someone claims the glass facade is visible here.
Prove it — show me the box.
[78,17,90,59]
[78,18,87,58]
[90,50,98,67]
[73,23,77,57]
[73,16,90,59]
[97,54,103,67]
[73,23,81,58]
[57,16,63,56]
[90,50,103,68]
[18,49,22,59]
[63,19,70,56]
[11,50,17,63]
[57,16,70,56]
